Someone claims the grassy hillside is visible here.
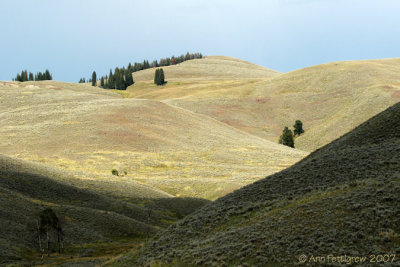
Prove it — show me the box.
[0,80,306,200]
[126,57,400,152]
[111,98,400,266]
[133,56,279,82]
[3,56,398,265]
[0,154,210,265]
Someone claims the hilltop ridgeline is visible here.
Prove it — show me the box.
[126,57,400,152]
[117,101,400,266]
[87,52,203,90]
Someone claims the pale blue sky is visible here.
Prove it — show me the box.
[1,0,399,82]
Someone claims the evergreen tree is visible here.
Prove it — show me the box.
[134,62,143,71]
[29,72,34,81]
[143,60,150,69]
[92,71,97,86]
[44,69,52,80]
[279,127,295,148]
[151,60,158,68]
[125,68,134,88]
[159,58,167,66]
[293,120,304,136]
[171,57,177,65]
[114,67,120,89]
[100,76,105,87]
[108,69,114,89]
[154,69,159,84]
[159,68,165,85]
[154,68,165,85]
[22,70,28,82]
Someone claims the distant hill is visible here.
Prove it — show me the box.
[113,97,400,266]
[133,56,279,82]
[126,57,400,152]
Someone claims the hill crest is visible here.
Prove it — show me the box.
[126,57,400,152]
[132,56,279,82]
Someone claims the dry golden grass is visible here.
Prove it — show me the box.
[113,96,400,267]
[2,56,399,201]
[133,56,279,82]
[0,79,306,200]
[126,57,400,151]
[2,56,399,265]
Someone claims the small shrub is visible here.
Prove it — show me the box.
[293,120,305,136]
[279,126,295,148]
[111,169,119,176]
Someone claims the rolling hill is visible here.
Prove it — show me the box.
[2,55,399,266]
[132,56,279,82]
[0,72,306,264]
[0,154,211,265]
[0,80,307,200]
[0,153,211,265]
[127,56,400,152]
[111,95,400,266]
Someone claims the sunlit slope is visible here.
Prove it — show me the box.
[133,56,279,82]
[0,81,306,200]
[114,98,400,267]
[127,58,400,152]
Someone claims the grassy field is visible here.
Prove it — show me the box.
[126,57,400,152]
[0,80,306,200]
[112,97,400,267]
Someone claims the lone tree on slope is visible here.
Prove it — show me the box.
[279,126,295,148]
[37,208,64,257]
[154,68,165,86]
[293,120,305,136]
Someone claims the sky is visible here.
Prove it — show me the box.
[1,0,399,82]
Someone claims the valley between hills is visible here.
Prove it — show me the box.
[0,56,399,266]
